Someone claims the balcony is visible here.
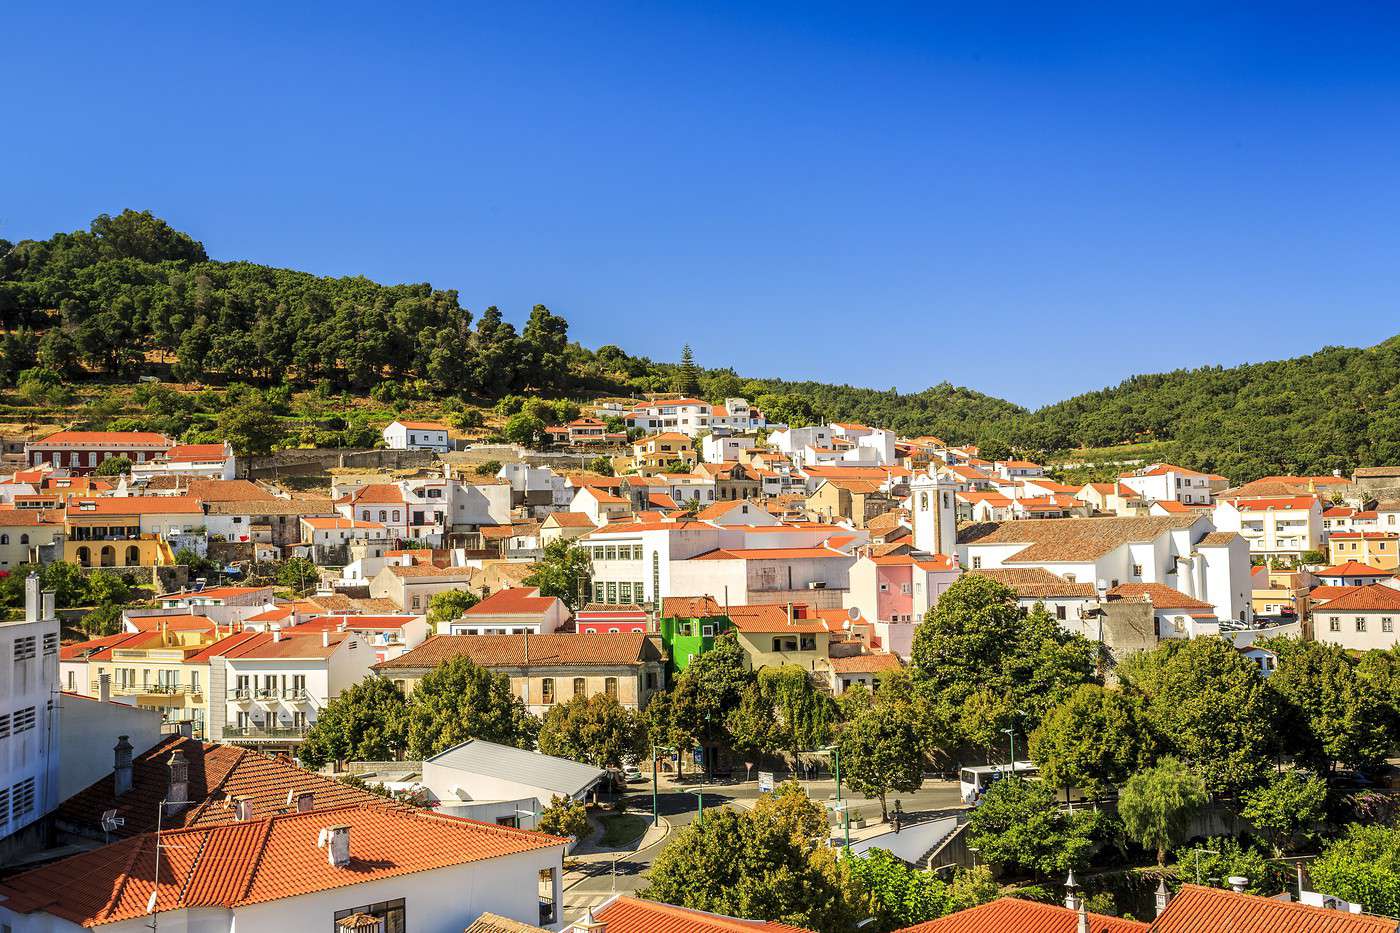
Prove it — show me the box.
[224,725,308,741]
[232,687,254,702]
[92,680,198,697]
[282,687,309,702]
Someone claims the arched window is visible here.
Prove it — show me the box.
[392,510,400,522]
[919,493,928,510]
[18,534,28,545]
[126,545,140,566]
[0,534,8,545]
[76,546,91,567]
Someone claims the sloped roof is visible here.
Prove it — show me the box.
[1108,583,1215,611]
[662,596,725,618]
[425,739,603,796]
[1318,583,1400,613]
[895,898,1146,933]
[4,804,563,927]
[29,430,170,448]
[967,567,1098,599]
[464,587,562,616]
[465,914,549,933]
[375,633,661,670]
[958,516,1203,562]
[54,736,397,839]
[1152,884,1397,933]
[1317,561,1391,577]
[595,895,815,933]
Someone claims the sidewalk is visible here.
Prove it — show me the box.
[568,812,671,864]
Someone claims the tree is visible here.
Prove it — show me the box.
[538,693,644,769]
[94,456,132,476]
[85,570,132,608]
[1118,757,1207,867]
[217,398,283,455]
[1029,684,1160,798]
[641,782,856,932]
[1240,770,1328,856]
[537,794,590,840]
[668,631,754,747]
[674,345,701,396]
[276,557,319,595]
[80,603,124,636]
[472,459,502,477]
[502,412,546,447]
[839,702,926,821]
[425,589,479,626]
[726,683,783,761]
[587,455,615,476]
[910,577,1096,743]
[523,539,592,611]
[1118,638,1278,794]
[39,561,89,608]
[1170,836,1284,895]
[757,665,838,755]
[1263,637,1389,772]
[298,677,410,768]
[846,849,996,933]
[965,775,1101,878]
[403,656,539,758]
[1311,824,1400,917]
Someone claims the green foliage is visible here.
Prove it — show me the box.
[965,776,1102,878]
[666,631,755,748]
[93,456,132,476]
[537,693,644,769]
[757,665,838,755]
[538,794,591,840]
[403,655,539,758]
[425,588,480,625]
[641,782,857,932]
[503,412,546,447]
[675,345,701,396]
[587,455,615,476]
[297,677,409,768]
[217,397,284,455]
[910,577,1097,744]
[1170,836,1285,895]
[1118,638,1278,795]
[1029,684,1160,797]
[276,557,319,594]
[523,539,592,611]
[1240,771,1329,856]
[1262,637,1390,772]
[839,699,926,820]
[1117,757,1207,866]
[846,849,996,932]
[472,460,502,477]
[726,683,784,760]
[1311,823,1400,916]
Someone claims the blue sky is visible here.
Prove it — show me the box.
[4,3,1399,407]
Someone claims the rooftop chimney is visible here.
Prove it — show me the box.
[232,796,254,821]
[322,629,330,648]
[272,629,282,643]
[98,671,111,704]
[41,590,55,622]
[319,824,351,867]
[1077,899,1089,933]
[113,735,134,797]
[24,573,40,623]
[1155,878,1172,918]
[166,749,189,813]
[1228,876,1249,894]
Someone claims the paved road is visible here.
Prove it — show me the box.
[561,777,965,922]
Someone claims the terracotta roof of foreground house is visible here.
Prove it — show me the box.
[465,914,549,933]
[205,497,338,516]
[1151,884,1399,933]
[967,567,1097,598]
[66,495,203,515]
[54,736,399,839]
[662,596,725,617]
[593,895,815,933]
[957,515,1202,562]
[163,443,231,461]
[1309,585,1363,602]
[894,897,1147,932]
[394,419,449,430]
[726,604,829,634]
[829,652,903,674]
[545,511,597,527]
[1196,531,1241,547]
[1316,583,1400,612]
[29,430,170,448]
[1318,561,1392,577]
[375,633,661,671]
[464,587,561,616]
[6,804,563,927]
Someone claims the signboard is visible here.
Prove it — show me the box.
[757,771,775,793]
[692,746,705,767]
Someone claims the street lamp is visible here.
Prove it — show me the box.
[651,744,675,827]
[967,845,980,868]
[680,787,705,824]
[822,744,842,807]
[826,799,851,848]
[1000,727,1016,777]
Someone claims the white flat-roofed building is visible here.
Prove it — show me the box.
[382,419,452,451]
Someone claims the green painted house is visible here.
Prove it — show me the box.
[657,596,732,673]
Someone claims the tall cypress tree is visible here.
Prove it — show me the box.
[676,344,701,395]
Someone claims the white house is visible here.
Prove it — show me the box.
[382,419,452,452]
[1314,583,1400,652]
[1212,496,1325,561]
[702,434,755,464]
[0,804,568,931]
[668,545,857,606]
[420,739,605,828]
[446,587,571,636]
[626,398,713,436]
[0,577,60,851]
[130,442,237,481]
[1120,463,1221,506]
[570,485,632,525]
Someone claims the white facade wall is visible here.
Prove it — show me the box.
[0,578,60,841]
[1317,609,1400,652]
[383,422,451,452]
[56,694,163,800]
[910,474,959,557]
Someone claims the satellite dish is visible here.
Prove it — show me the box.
[848,607,860,621]
[146,891,158,914]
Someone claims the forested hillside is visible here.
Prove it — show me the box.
[2,211,1398,482]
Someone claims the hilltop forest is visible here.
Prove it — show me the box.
[2,210,1399,482]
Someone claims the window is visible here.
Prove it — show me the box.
[333,898,406,933]
[618,582,632,603]
[1358,618,1368,632]
[1056,605,1066,620]
[1384,617,1394,633]
[411,595,420,610]
[541,678,555,704]
[378,510,387,522]
[573,677,586,698]
[702,624,715,637]
[0,535,7,545]
[971,557,982,570]
[1132,563,1143,577]
[66,670,75,690]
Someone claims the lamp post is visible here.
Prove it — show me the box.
[822,744,842,806]
[652,744,675,827]
[1001,726,1016,777]
[680,787,704,824]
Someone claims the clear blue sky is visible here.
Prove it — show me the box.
[4,3,1399,407]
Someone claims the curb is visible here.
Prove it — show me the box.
[562,816,672,893]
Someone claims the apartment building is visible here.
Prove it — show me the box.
[0,577,60,850]
[1212,496,1325,561]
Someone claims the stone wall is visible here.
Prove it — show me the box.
[240,448,438,479]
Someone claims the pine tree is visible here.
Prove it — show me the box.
[675,344,701,396]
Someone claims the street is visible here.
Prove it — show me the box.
[561,776,967,922]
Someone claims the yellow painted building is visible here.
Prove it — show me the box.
[1327,532,1400,571]
[631,433,696,471]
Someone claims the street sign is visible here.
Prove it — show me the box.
[757,771,774,793]
[693,746,704,766]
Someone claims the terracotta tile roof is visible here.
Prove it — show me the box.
[464,587,562,616]
[1152,500,1196,513]
[385,563,477,579]
[958,515,1203,562]
[183,479,272,501]
[1231,496,1319,512]
[1151,884,1398,933]
[216,630,349,660]
[29,430,170,448]
[662,596,725,618]
[1196,531,1241,547]
[1309,585,1364,601]
[865,509,910,532]
[163,585,272,601]
[595,895,815,933]
[66,495,203,515]
[1317,561,1392,577]
[395,420,449,430]
[829,652,903,673]
[465,914,549,933]
[726,604,828,633]
[124,613,219,632]
[895,897,1146,932]
[9,804,563,926]
[0,507,60,526]
[163,443,231,461]
[650,492,681,509]
[375,633,661,671]
[53,736,398,839]
[1108,583,1215,611]
[60,632,139,661]
[545,512,597,528]
[308,595,402,613]
[967,567,1097,598]
[1316,583,1400,613]
[346,483,406,504]
[692,546,851,561]
[579,486,629,505]
[205,497,337,516]
[1136,462,1205,478]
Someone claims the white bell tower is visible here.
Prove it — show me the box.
[910,469,958,556]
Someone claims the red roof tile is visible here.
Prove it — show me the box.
[896,898,1147,933]
[595,895,814,933]
[464,587,562,616]
[1152,884,1397,933]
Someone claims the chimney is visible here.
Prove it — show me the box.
[99,671,112,704]
[319,824,351,867]
[296,791,315,813]
[41,590,55,622]
[24,573,40,623]
[272,629,282,643]
[1155,878,1172,918]
[1228,876,1249,894]
[322,629,330,648]
[166,749,190,813]
[1077,900,1089,933]
[1063,870,1079,910]
[232,796,254,821]
[572,909,607,933]
[113,735,134,797]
